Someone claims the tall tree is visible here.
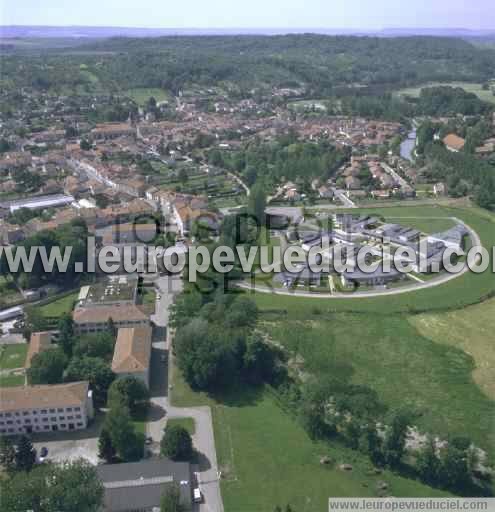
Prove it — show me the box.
[57,313,75,357]
[65,356,115,407]
[248,182,267,226]
[417,435,440,485]
[160,424,194,461]
[0,436,16,473]
[1,459,103,512]
[15,435,36,472]
[47,460,104,512]
[107,376,150,417]
[98,428,116,463]
[104,402,144,462]
[383,411,410,468]
[27,347,67,385]
[107,317,117,338]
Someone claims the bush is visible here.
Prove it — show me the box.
[160,424,193,461]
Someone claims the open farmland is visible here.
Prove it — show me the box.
[395,82,495,104]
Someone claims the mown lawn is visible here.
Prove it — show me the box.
[39,292,79,318]
[171,365,449,511]
[410,297,495,401]
[167,417,196,435]
[124,88,169,106]
[395,82,495,104]
[0,344,27,370]
[0,373,25,387]
[219,392,449,512]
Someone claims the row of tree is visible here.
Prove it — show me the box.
[275,371,491,495]
[0,435,103,511]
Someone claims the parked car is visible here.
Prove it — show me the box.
[145,436,153,445]
[193,488,203,503]
[39,447,48,462]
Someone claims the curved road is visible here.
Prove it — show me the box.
[237,217,482,299]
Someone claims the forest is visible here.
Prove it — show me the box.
[1,35,495,96]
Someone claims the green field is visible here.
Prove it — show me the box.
[172,370,445,512]
[123,88,169,106]
[0,344,27,370]
[171,369,449,510]
[395,82,495,104]
[218,392,449,511]
[166,417,196,435]
[0,373,25,387]
[169,204,495,509]
[39,292,79,318]
[411,297,495,401]
[261,312,495,459]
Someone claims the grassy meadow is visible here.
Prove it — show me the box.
[395,82,495,104]
[169,205,495,510]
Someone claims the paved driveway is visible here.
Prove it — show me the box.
[31,413,104,465]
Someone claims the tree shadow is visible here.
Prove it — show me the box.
[147,402,167,422]
[194,449,212,472]
[208,382,265,408]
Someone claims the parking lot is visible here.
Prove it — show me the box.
[31,413,104,465]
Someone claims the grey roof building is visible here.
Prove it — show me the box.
[96,458,192,512]
[428,224,469,250]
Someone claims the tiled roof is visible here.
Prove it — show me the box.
[0,381,89,413]
[443,134,465,151]
[73,304,148,325]
[112,326,152,374]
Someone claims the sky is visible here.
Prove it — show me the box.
[1,0,493,30]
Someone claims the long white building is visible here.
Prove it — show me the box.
[0,381,94,436]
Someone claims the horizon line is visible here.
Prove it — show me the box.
[1,24,495,32]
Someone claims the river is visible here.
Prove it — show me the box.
[400,129,417,161]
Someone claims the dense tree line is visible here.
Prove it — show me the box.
[413,86,492,116]
[209,135,350,188]
[2,35,494,97]
[0,219,88,289]
[0,435,102,511]
[418,135,495,210]
[275,374,492,495]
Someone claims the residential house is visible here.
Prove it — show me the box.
[91,123,135,141]
[443,134,465,153]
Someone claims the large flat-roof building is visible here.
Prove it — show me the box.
[73,276,149,333]
[73,304,149,334]
[112,326,152,387]
[97,458,192,512]
[0,381,94,436]
[0,194,75,213]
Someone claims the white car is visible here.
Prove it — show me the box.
[193,488,202,503]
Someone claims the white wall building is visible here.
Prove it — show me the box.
[0,381,94,436]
